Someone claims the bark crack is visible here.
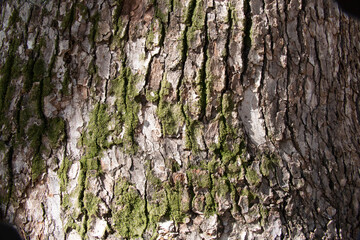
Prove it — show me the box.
[239,0,252,85]
[4,146,14,219]
[198,12,208,121]
[176,0,196,102]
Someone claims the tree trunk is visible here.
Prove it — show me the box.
[0,0,359,239]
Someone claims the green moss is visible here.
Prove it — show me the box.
[83,103,110,153]
[24,58,46,92]
[43,36,59,96]
[146,89,159,103]
[187,0,205,44]
[47,117,66,148]
[0,38,19,113]
[58,157,71,192]
[259,204,268,226]
[182,105,199,151]
[3,84,15,114]
[61,2,77,31]
[77,2,89,18]
[84,192,99,217]
[165,182,187,223]
[260,154,279,177]
[61,69,71,96]
[147,189,167,229]
[64,217,81,233]
[157,101,184,136]
[192,171,211,189]
[61,194,71,211]
[113,179,147,238]
[154,0,170,24]
[214,178,230,198]
[245,168,261,186]
[145,17,165,50]
[113,0,124,32]
[111,67,142,153]
[89,11,100,46]
[222,92,233,117]
[27,124,43,150]
[32,153,45,181]
[146,25,156,50]
[8,8,20,29]
[145,169,167,233]
[204,192,216,216]
[184,0,196,26]
[241,188,257,204]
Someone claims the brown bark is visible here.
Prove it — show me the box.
[0,0,359,239]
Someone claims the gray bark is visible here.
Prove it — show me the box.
[0,0,359,239]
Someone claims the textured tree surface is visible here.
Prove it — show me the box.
[0,0,360,239]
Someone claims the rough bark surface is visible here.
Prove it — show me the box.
[0,0,360,239]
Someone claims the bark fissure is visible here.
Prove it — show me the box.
[198,12,208,121]
[176,0,196,102]
[240,0,252,84]
[4,147,14,218]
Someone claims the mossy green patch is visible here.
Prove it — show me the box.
[259,204,268,226]
[113,0,124,32]
[260,154,279,177]
[58,157,71,192]
[111,67,142,153]
[61,69,71,96]
[157,100,184,137]
[84,192,99,217]
[187,0,205,44]
[153,0,170,24]
[82,103,111,153]
[0,38,20,114]
[31,153,45,181]
[27,124,44,150]
[24,57,46,92]
[113,179,147,238]
[222,92,233,118]
[43,36,59,97]
[165,181,187,223]
[182,105,200,151]
[213,178,230,198]
[204,192,216,216]
[188,170,211,189]
[61,2,77,31]
[8,8,20,29]
[184,0,196,25]
[146,89,160,103]
[245,168,261,186]
[89,11,100,46]
[47,117,66,148]
[147,189,168,232]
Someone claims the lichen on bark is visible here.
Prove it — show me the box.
[1,0,360,239]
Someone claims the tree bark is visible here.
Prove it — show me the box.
[0,0,359,239]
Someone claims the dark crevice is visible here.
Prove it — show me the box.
[198,13,208,121]
[143,56,154,92]
[224,4,233,92]
[282,1,298,235]
[176,0,196,102]
[239,0,252,85]
[259,37,269,140]
[168,0,174,27]
[143,176,149,235]
[4,146,14,219]
[78,166,88,239]
[283,1,306,163]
